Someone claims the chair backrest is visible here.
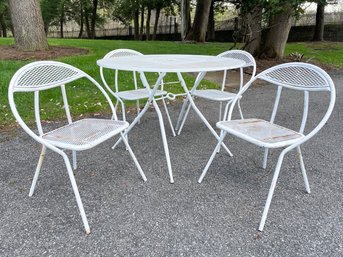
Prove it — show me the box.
[8,61,117,141]
[217,50,256,90]
[227,62,336,147]
[100,49,143,96]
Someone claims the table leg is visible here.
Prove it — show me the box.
[176,72,233,157]
[175,72,205,132]
[113,72,174,183]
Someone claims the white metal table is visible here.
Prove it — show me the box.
[97,54,245,183]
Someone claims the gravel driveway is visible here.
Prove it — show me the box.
[0,70,342,257]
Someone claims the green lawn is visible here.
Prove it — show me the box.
[1,38,343,126]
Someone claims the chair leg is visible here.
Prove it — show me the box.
[162,98,176,137]
[136,100,141,124]
[198,132,227,183]
[262,148,269,169]
[177,100,192,136]
[112,104,128,150]
[222,100,232,122]
[297,146,311,193]
[72,151,77,170]
[62,154,90,234]
[258,152,285,231]
[121,134,147,182]
[219,102,222,121]
[29,146,46,197]
[237,99,244,119]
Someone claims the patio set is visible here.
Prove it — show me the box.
[8,49,336,234]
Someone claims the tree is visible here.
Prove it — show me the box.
[312,0,326,41]
[9,0,48,51]
[185,0,212,42]
[0,0,10,37]
[240,1,263,56]
[260,0,301,59]
[180,0,191,40]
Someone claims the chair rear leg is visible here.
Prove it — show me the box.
[198,132,227,183]
[29,146,46,197]
[258,152,285,231]
[62,154,90,234]
[177,101,192,136]
[237,99,244,119]
[72,151,77,170]
[121,134,147,182]
[262,148,269,169]
[297,146,311,193]
[136,100,141,124]
[162,98,176,137]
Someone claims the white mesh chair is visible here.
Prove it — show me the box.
[8,61,147,234]
[198,63,336,231]
[177,50,256,135]
[100,48,175,136]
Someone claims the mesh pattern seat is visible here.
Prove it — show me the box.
[193,89,240,101]
[116,88,167,101]
[42,119,128,151]
[217,119,304,148]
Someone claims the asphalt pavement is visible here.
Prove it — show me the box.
[0,71,342,256]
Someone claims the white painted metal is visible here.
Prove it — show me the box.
[99,49,175,136]
[8,60,147,234]
[176,50,256,134]
[198,62,336,231]
[98,55,244,182]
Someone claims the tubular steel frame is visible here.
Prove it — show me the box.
[198,62,336,231]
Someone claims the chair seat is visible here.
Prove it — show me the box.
[217,118,304,148]
[193,89,239,101]
[116,88,167,100]
[42,118,128,151]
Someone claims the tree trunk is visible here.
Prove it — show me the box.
[152,8,161,40]
[139,5,144,41]
[206,0,215,41]
[133,9,139,40]
[242,5,263,56]
[9,0,48,51]
[85,11,91,38]
[146,7,151,40]
[78,0,84,38]
[312,1,325,41]
[0,14,7,37]
[260,3,295,59]
[90,0,98,39]
[185,0,212,42]
[181,0,191,40]
[60,0,65,38]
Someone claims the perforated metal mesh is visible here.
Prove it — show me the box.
[219,51,254,67]
[261,65,328,89]
[42,119,128,149]
[116,88,166,100]
[106,49,142,59]
[16,64,81,89]
[219,118,304,147]
[193,89,238,101]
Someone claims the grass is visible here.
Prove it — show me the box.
[1,38,343,127]
[285,41,343,67]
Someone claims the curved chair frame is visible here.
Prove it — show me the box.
[8,61,146,234]
[177,50,256,135]
[100,48,176,136]
[198,62,336,231]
